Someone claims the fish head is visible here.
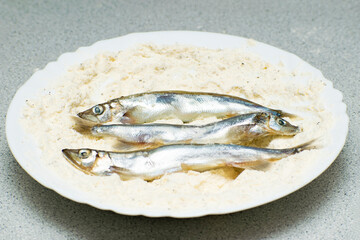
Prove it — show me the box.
[77,100,125,123]
[267,114,300,135]
[62,148,113,175]
[254,112,300,136]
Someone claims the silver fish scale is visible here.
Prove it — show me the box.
[105,144,295,179]
[91,112,299,145]
[118,92,279,124]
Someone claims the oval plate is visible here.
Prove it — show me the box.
[6,31,349,217]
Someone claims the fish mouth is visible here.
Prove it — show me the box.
[62,149,94,175]
[281,126,301,135]
[265,124,301,136]
[62,149,81,166]
[76,112,84,118]
[77,111,100,123]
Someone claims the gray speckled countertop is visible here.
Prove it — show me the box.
[1,1,359,239]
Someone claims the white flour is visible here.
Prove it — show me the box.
[21,44,333,213]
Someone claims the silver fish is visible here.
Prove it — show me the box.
[88,112,299,146]
[62,141,314,181]
[77,91,293,124]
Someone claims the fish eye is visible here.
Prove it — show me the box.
[277,118,286,126]
[92,105,104,115]
[79,149,91,159]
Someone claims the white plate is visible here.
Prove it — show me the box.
[6,31,349,218]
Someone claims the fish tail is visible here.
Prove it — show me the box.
[293,139,318,153]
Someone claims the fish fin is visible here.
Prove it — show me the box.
[117,174,136,181]
[181,162,226,172]
[267,158,284,162]
[217,113,237,120]
[212,113,236,120]
[113,141,157,151]
[110,166,160,181]
[112,142,136,151]
[277,110,297,118]
[120,116,135,124]
[227,160,265,168]
[110,166,131,173]
[181,163,192,171]
[254,112,270,124]
[109,166,135,180]
[120,109,138,124]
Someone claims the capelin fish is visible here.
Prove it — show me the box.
[77,91,294,124]
[86,112,299,146]
[62,141,314,181]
